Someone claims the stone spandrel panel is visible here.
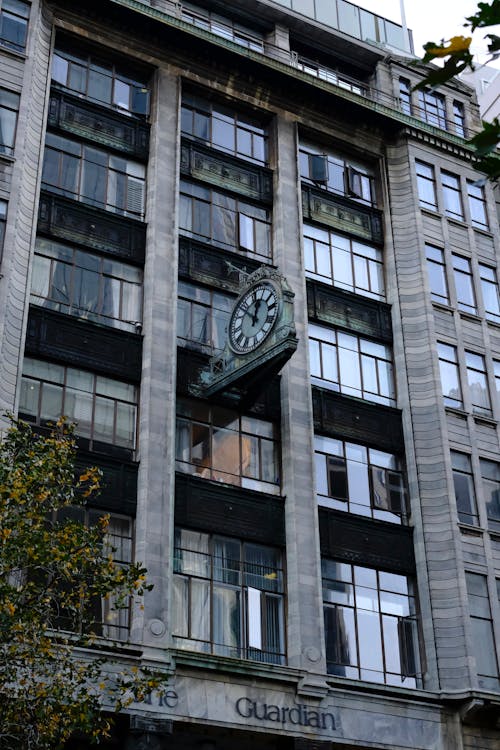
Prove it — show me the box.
[473,420,499,455]
[0,158,13,195]
[460,528,487,568]
[445,410,470,446]
[459,315,484,350]
[433,307,455,339]
[421,212,444,244]
[475,230,496,261]
[447,220,469,251]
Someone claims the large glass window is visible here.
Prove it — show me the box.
[299,142,375,205]
[309,323,395,406]
[181,92,267,164]
[453,101,466,138]
[452,254,476,315]
[322,559,419,686]
[0,199,6,260]
[451,452,478,526]
[417,89,447,129]
[479,264,500,323]
[181,3,264,52]
[467,181,489,230]
[437,342,463,409]
[0,88,19,155]
[415,161,437,210]
[19,358,137,452]
[52,43,150,115]
[399,78,412,115]
[0,0,29,52]
[304,223,384,300]
[480,459,500,533]
[54,507,133,640]
[30,238,143,333]
[465,351,491,416]
[175,398,280,494]
[42,133,146,219]
[314,435,406,524]
[465,572,499,691]
[177,281,233,352]
[173,528,285,664]
[179,180,271,261]
[425,244,449,305]
[441,171,464,221]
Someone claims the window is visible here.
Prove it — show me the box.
[465,572,499,691]
[479,264,500,323]
[173,528,285,663]
[52,42,150,115]
[30,238,143,333]
[299,143,375,205]
[42,133,146,219]
[441,171,464,221]
[480,459,500,533]
[0,88,19,155]
[181,93,267,164]
[453,101,466,138]
[19,358,138,452]
[415,161,437,210]
[494,360,500,402]
[304,223,384,300]
[0,0,29,52]
[314,435,406,524]
[467,181,489,230]
[322,559,419,686]
[177,281,233,352]
[0,199,6,259]
[465,351,491,416]
[451,452,478,526]
[425,244,449,305]
[181,3,264,52]
[399,78,412,115]
[417,89,446,129]
[53,507,133,640]
[175,398,280,494]
[437,343,462,409]
[179,180,271,261]
[452,254,476,314]
[296,58,365,95]
[309,323,395,406]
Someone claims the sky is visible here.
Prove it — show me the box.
[355,0,499,64]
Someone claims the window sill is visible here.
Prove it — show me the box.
[458,522,483,537]
[0,43,26,61]
[444,406,468,419]
[473,413,496,427]
[458,310,481,324]
[420,207,441,219]
[472,226,493,238]
[446,216,467,228]
[0,152,15,166]
[431,301,454,314]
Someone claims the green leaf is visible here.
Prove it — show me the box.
[466,0,500,30]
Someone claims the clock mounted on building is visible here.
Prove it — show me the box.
[197,267,298,402]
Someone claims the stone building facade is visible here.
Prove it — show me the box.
[0,1,499,748]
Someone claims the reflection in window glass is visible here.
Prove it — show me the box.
[437,342,462,409]
[479,264,500,323]
[453,101,466,137]
[415,161,437,210]
[465,350,491,416]
[30,238,143,332]
[304,223,384,300]
[467,181,488,230]
[314,434,406,524]
[451,452,478,526]
[425,244,448,304]
[0,0,29,52]
[175,398,279,494]
[0,88,19,155]
[452,254,476,314]
[309,323,395,406]
[173,528,285,663]
[417,90,446,129]
[322,558,419,686]
[177,281,233,352]
[299,142,375,205]
[441,171,464,221]
[19,358,137,452]
[465,572,500,691]
[480,459,500,533]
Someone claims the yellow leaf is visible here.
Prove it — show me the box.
[427,36,472,57]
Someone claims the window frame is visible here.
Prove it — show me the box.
[299,143,376,206]
[452,254,476,315]
[451,451,478,526]
[479,264,500,323]
[177,280,233,353]
[0,0,29,53]
[398,77,412,115]
[425,244,449,305]
[0,87,20,156]
[437,342,463,410]
[173,528,285,664]
[465,350,491,416]
[441,171,464,221]
[453,101,466,138]
[19,358,138,453]
[480,458,500,533]
[415,160,437,211]
[417,89,447,129]
[309,323,396,406]
[465,572,500,691]
[467,181,489,230]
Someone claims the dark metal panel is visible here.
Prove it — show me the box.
[25,306,142,382]
[37,191,146,265]
[178,237,260,292]
[175,473,285,546]
[319,508,415,574]
[312,386,404,454]
[307,280,392,342]
[75,450,138,516]
[180,139,273,203]
[48,88,150,160]
[302,185,383,245]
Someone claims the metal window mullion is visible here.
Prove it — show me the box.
[90,373,98,447]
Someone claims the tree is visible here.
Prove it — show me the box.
[0,418,163,749]
[418,1,500,181]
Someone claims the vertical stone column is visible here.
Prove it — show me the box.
[132,68,180,656]
[272,117,326,678]
[0,1,51,426]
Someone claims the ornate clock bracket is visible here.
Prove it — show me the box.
[193,266,298,405]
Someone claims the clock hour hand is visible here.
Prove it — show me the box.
[251,298,262,326]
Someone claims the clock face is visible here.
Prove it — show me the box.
[229,282,279,354]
